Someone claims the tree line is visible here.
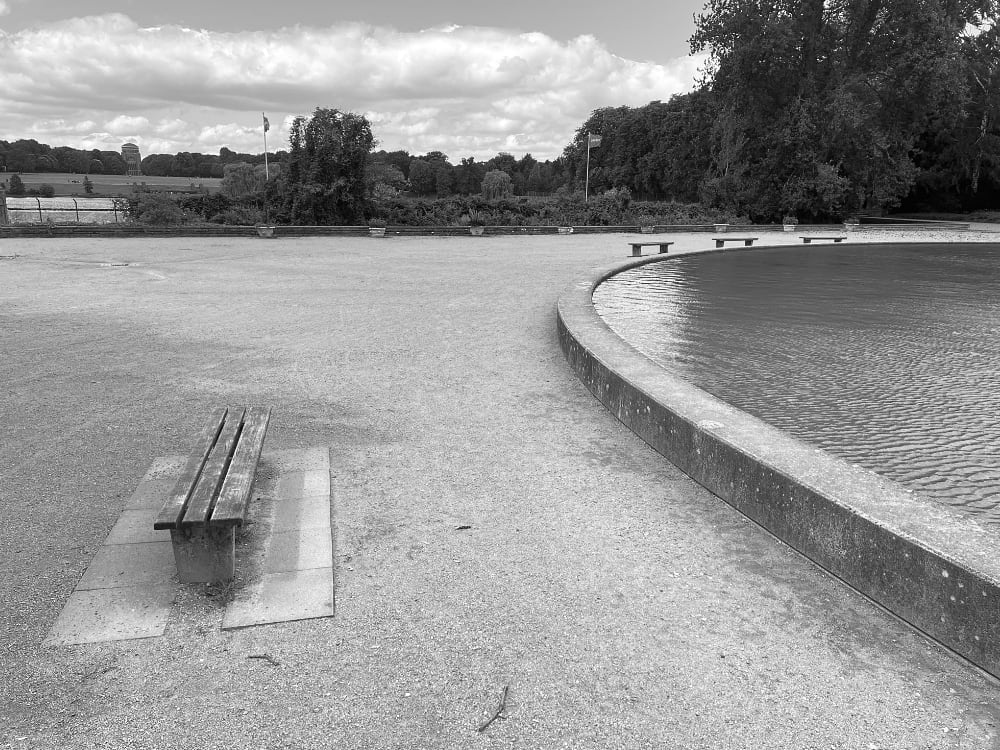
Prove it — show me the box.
[0,139,274,179]
[0,137,569,194]
[568,0,998,221]
[0,140,130,176]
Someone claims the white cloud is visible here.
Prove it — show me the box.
[104,115,151,135]
[0,2,9,17]
[0,14,702,159]
[29,118,97,135]
[154,118,189,137]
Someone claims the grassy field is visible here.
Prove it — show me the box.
[1,171,222,197]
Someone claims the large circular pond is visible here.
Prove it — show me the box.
[593,242,1000,524]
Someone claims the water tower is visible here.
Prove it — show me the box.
[121,143,142,177]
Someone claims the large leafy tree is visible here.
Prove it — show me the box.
[221,162,267,202]
[481,169,513,200]
[281,107,375,225]
[454,157,486,194]
[559,96,716,202]
[408,159,437,196]
[8,174,26,196]
[563,106,631,193]
[690,0,997,220]
[910,18,1000,208]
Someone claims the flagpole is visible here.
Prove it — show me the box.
[262,112,270,181]
[584,132,591,203]
[262,112,271,225]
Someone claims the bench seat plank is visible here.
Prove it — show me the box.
[180,406,245,527]
[211,406,272,526]
[153,407,228,530]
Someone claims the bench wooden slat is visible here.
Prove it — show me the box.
[153,407,228,530]
[180,406,245,527]
[211,406,271,526]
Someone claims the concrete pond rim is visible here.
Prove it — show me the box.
[556,242,1000,680]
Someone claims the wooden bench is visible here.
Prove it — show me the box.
[713,237,758,248]
[154,405,271,583]
[629,241,674,257]
[800,236,847,244]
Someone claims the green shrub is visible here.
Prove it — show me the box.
[365,194,727,227]
[136,193,186,225]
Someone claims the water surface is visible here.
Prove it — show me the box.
[594,243,1000,523]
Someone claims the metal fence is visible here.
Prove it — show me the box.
[3,197,122,224]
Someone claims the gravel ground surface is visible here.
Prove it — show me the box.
[2,227,1000,749]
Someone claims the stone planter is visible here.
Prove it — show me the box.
[369,227,386,237]
[714,223,729,232]
[640,226,656,234]
[844,223,858,232]
[557,226,574,235]
[470,225,485,236]
[783,224,797,232]
[256,225,275,238]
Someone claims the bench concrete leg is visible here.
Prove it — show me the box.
[170,525,236,583]
[715,240,724,248]
[631,246,641,257]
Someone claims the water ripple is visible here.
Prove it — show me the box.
[594,244,1000,524]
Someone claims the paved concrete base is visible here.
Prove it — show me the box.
[222,567,334,629]
[44,501,174,646]
[222,447,334,629]
[77,542,175,590]
[44,446,333,645]
[44,585,176,646]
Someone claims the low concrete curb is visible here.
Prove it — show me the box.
[556,247,1000,679]
[1,221,968,239]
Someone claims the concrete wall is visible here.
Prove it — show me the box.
[557,249,1000,679]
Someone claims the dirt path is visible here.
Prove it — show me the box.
[2,231,999,748]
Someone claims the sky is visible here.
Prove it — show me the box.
[0,0,708,161]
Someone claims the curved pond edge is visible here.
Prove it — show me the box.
[557,244,1000,679]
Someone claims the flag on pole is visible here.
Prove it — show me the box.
[588,133,602,147]
[262,113,271,181]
